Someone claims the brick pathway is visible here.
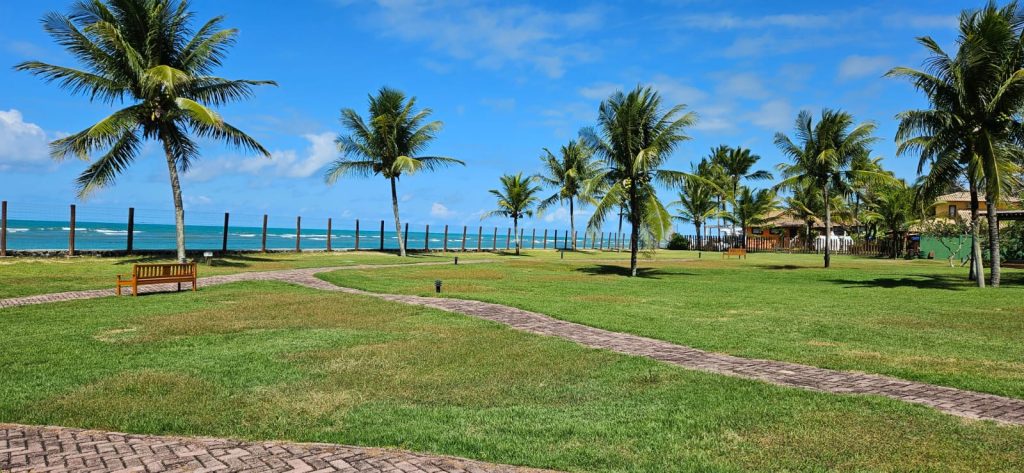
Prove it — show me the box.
[3,262,1024,428]
[0,424,553,473]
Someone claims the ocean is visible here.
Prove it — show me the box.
[1,219,584,251]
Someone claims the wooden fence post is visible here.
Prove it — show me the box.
[1,201,7,257]
[403,222,409,250]
[477,226,482,251]
[582,232,586,249]
[492,227,498,250]
[506,228,511,250]
[68,204,76,257]
[222,212,230,253]
[461,226,467,251]
[261,214,268,253]
[126,207,135,254]
[327,218,333,251]
[380,220,385,250]
[520,228,524,250]
[443,225,449,252]
[531,229,536,249]
[295,216,301,252]
[424,224,430,251]
[355,219,360,251]
[553,230,558,249]
[543,229,548,249]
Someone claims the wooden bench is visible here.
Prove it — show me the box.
[722,248,747,259]
[116,262,197,296]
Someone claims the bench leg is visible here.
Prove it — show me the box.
[177,282,181,292]
[132,282,138,297]
[116,283,121,296]
[192,279,197,292]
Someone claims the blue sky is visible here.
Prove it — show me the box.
[0,0,968,231]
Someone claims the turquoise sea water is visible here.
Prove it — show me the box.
[1,219,597,251]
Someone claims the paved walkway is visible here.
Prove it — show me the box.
[0,424,553,473]
[3,262,1024,428]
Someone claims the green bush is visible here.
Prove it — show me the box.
[667,234,691,250]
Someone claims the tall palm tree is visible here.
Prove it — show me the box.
[863,180,920,258]
[585,86,696,276]
[726,187,780,248]
[537,139,603,250]
[888,1,1024,287]
[784,180,823,247]
[713,146,773,239]
[482,173,542,255]
[325,87,464,257]
[849,152,888,233]
[775,109,885,268]
[16,0,274,261]
[671,164,719,249]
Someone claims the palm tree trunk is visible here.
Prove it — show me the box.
[390,176,406,257]
[823,184,831,268]
[513,216,520,256]
[162,141,187,262]
[569,197,576,250]
[695,222,702,249]
[986,197,1001,287]
[629,188,639,277]
[740,217,747,249]
[617,206,624,252]
[969,186,984,287]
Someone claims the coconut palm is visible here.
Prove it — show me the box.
[584,86,696,276]
[537,139,603,250]
[887,1,1024,287]
[863,180,921,258]
[671,163,719,249]
[784,181,823,247]
[775,109,886,268]
[15,0,274,261]
[325,87,464,257]
[482,173,542,255]
[725,187,780,248]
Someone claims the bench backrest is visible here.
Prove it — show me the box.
[133,262,196,279]
[727,248,746,255]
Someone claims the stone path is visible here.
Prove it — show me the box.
[3,261,1024,428]
[0,424,553,473]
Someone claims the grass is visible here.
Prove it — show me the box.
[318,250,1024,399]
[0,250,498,298]
[1,281,1022,472]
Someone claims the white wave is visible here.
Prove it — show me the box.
[95,229,128,236]
[8,228,29,233]
[233,233,256,238]
[308,237,327,241]
[61,227,88,231]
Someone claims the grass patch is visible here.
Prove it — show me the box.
[0,281,1022,472]
[319,250,1024,398]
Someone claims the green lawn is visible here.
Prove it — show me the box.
[0,250,498,298]
[1,281,1022,472]
[319,251,1024,399]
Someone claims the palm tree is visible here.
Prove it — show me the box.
[726,187,780,248]
[482,173,542,255]
[850,152,888,233]
[325,87,464,257]
[16,0,274,261]
[585,86,696,276]
[713,146,773,240]
[671,165,719,249]
[888,1,1024,287]
[863,180,920,258]
[775,109,885,268]
[784,180,822,247]
[537,139,603,250]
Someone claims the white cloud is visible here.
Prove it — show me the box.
[650,74,708,105]
[579,82,623,100]
[744,99,794,132]
[884,14,958,30]
[367,0,603,78]
[543,206,569,223]
[717,73,769,100]
[480,97,516,112]
[430,202,456,218]
[837,55,894,81]
[186,132,337,182]
[0,109,51,172]
[675,13,831,31]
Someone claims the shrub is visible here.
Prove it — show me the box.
[667,234,691,250]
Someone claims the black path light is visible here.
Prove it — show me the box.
[435,279,443,293]
[454,256,459,265]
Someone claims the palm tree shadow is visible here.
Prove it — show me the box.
[574,264,671,279]
[828,275,969,291]
[755,264,808,270]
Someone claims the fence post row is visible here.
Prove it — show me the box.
[126,207,135,254]
[68,204,76,257]
[295,216,301,252]
[222,212,229,253]
[261,214,268,253]
[327,218,332,251]
[1,201,7,257]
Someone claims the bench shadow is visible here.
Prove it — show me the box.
[574,264,671,279]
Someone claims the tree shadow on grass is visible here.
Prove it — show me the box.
[755,264,809,271]
[827,274,969,291]
[574,264,674,279]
